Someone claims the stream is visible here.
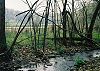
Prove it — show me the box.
[17,49,100,71]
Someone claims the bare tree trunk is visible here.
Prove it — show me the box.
[62,0,67,46]
[87,1,100,47]
[0,0,10,62]
[69,0,74,45]
[62,0,67,38]
[43,0,51,52]
[54,0,57,49]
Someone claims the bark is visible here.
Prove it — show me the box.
[0,0,11,62]
[87,1,100,46]
[62,0,67,38]
[70,0,74,44]
[43,0,51,52]
[62,0,67,46]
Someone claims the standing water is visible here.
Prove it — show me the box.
[17,50,100,71]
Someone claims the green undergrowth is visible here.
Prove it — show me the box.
[75,56,85,68]
[6,31,100,48]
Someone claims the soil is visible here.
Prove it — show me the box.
[73,57,100,71]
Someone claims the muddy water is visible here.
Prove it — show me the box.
[18,50,100,71]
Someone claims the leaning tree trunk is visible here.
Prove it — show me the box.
[0,0,10,62]
[87,1,100,47]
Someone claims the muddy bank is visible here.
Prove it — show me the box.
[73,57,100,71]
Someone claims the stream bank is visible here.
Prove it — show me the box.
[17,48,100,71]
[0,46,100,71]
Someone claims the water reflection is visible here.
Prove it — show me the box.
[36,57,75,71]
[18,50,100,71]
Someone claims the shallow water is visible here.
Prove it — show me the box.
[36,57,74,71]
[18,50,100,71]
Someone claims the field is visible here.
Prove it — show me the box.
[6,26,100,48]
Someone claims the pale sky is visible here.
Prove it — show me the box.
[5,0,91,12]
[6,0,46,11]
[5,0,72,11]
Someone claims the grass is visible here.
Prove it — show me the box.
[6,32,32,46]
[6,29,100,49]
[92,32,100,42]
[75,56,85,67]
